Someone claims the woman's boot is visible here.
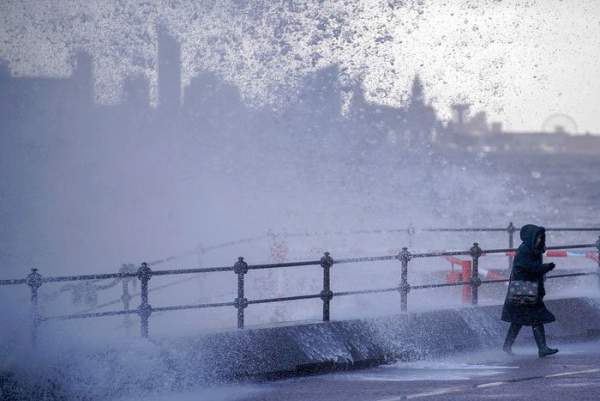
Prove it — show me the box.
[532,324,558,358]
[503,323,521,354]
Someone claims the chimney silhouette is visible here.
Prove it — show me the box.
[157,24,181,114]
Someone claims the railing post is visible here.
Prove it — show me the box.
[596,236,600,292]
[136,262,152,338]
[320,252,334,322]
[398,247,412,312]
[507,222,516,270]
[233,257,248,329]
[470,243,482,305]
[26,268,43,345]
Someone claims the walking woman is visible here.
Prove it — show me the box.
[501,224,559,357]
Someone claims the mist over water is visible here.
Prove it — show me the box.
[1,1,599,321]
[1,1,598,277]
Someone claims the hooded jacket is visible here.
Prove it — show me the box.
[501,224,556,325]
[511,224,553,298]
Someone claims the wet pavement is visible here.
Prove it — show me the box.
[121,341,600,401]
[243,341,600,401]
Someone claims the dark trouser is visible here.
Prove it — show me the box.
[504,323,549,351]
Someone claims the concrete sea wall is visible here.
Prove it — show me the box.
[164,297,600,381]
[3,297,600,400]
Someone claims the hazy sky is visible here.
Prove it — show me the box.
[1,0,599,133]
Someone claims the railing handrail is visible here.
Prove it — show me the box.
[0,243,598,286]
[3,228,599,344]
[424,227,600,232]
[87,224,600,273]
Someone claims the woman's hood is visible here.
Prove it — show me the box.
[520,224,546,252]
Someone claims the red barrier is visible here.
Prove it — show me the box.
[545,250,568,257]
[444,256,471,303]
[444,250,599,304]
[485,270,504,280]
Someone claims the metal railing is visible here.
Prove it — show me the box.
[424,222,600,269]
[2,234,599,344]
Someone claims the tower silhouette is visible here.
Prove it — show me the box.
[451,103,470,127]
[157,25,181,114]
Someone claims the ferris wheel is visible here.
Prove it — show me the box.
[541,113,578,134]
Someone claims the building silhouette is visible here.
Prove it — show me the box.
[0,25,598,158]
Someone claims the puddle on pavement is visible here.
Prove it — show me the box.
[331,356,519,382]
[329,342,600,382]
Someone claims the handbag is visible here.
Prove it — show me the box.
[507,279,539,305]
